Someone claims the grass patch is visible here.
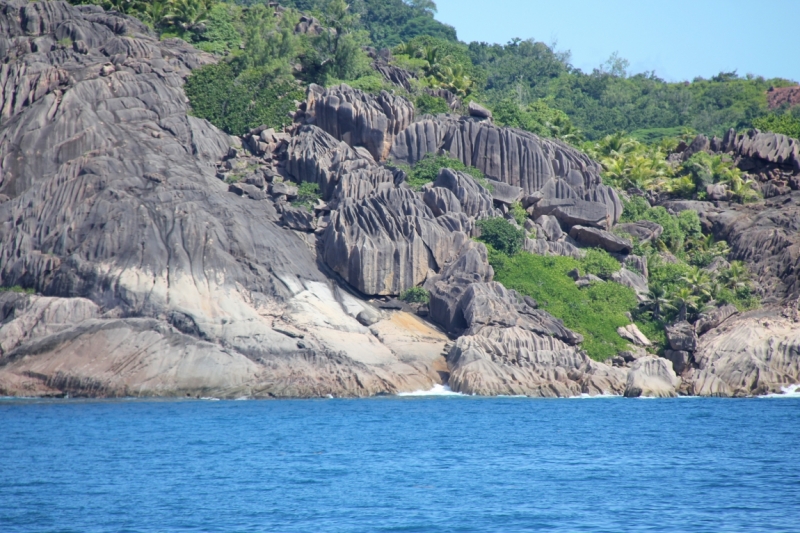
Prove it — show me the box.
[0,286,35,295]
[489,250,639,361]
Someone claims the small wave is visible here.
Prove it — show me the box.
[760,384,800,398]
[234,397,249,401]
[397,384,464,397]
[569,393,619,399]
[199,397,220,401]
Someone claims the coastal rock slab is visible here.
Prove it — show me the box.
[624,356,680,398]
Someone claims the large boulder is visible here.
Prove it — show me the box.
[624,356,680,398]
[432,168,497,218]
[569,225,632,253]
[615,221,663,244]
[694,311,800,396]
[665,321,698,352]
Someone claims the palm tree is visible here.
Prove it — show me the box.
[723,261,750,290]
[681,267,712,299]
[671,287,699,322]
[642,285,673,321]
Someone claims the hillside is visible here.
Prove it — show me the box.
[0,0,799,398]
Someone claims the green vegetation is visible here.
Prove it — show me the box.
[476,217,525,256]
[489,251,638,360]
[0,286,35,294]
[509,202,527,226]
[752,112,800,139]
[398,153,485,190]
[492,98,582,144]
[584,134,761,204]
[580,249,621,279]
[415,93,450,115]
[291,181,322,210]
[399,286,430,304]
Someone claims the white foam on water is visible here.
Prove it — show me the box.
[569,393,619,399]
[234,397,249,401]
[397,384,464,397]
[760,384,800,398]
[199,397,220,401]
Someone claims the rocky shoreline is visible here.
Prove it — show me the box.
[1,1,799,399]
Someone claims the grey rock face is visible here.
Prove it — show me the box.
[624,356,680,398]
[467,101,492,119]
[615,220,663,244]
[523,238,583,259]
[432,168,497,218]
[534,215,563,241]
[534,199,612,230]
[665,321,698,352]
[694,311,800,396]
[322,187,468,295]
[0,1,447,398]
[389,116,621,225]
[610,268,649,300]
[307,84,414,162]
[569,225,632,253]
[695,304,738,335]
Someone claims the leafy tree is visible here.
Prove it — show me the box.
[399,286,430,304]
[476,218,525,256]
[415,93,450,115]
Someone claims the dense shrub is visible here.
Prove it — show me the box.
[490,252,638,360]
[581,249,621,279]
[476,218,525,256]
[399,286,430,304]
[184,64,303,134]
[415,93,450,115]
[292,182,322,210]
[752,113,800,139]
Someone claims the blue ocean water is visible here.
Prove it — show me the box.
[1,394,798,533]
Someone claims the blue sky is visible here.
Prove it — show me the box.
[433,0,800,83]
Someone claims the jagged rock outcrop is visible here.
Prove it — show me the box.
[322,187,469,295]
[430,167,497,218]
[305,83,414,162]
[616,220,663,244]
[0,1,449,398]
[389,116,623,226]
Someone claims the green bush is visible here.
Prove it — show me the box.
[292,182,322,210]
[415,93,450,115]
[490,251,638,360]
[509,202,527,226]
[580,249,621,279]
[401,153,485,190]
[752,113,800,139]
[476,218,525,256]
[399,286,430,304]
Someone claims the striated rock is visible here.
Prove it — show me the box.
[534,198,611,230]
[694,311,800,396]
[489,180,524,205]
[281,206,316,232]
[322,187,467,295]
[624,356,680,398]
[695,304,738,335]
[611,268,649,299]
[285,125,366,199]
[389,116,621,223]
[706,192,800,301]
[0,2,448,398]
[432,168,496,218]
[687,369,732,397]
[665,321,697,352]
[535,215,563,241]
[569,225,632,253]
[446,326,626,397]
[523,237,583,259]
[306,84,414,162]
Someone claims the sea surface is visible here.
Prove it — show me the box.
[1,391,799,533]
